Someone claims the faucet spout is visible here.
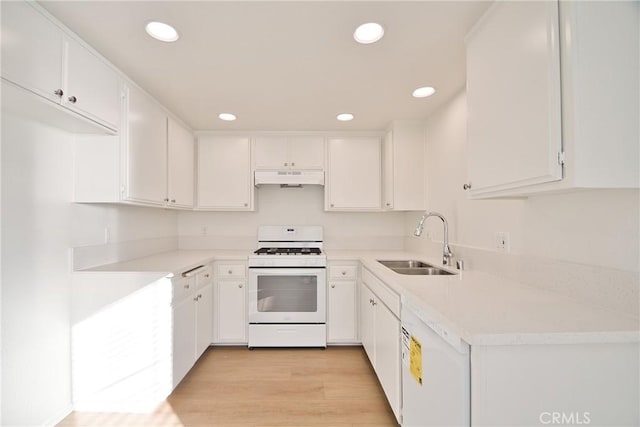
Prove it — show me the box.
[414,211,453,266]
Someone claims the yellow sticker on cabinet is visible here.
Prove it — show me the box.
[409,335,422,386]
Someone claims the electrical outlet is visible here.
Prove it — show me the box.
[495,232,510,252]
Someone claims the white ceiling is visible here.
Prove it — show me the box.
[40,1,491,132]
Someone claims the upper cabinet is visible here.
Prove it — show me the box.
[465,0,639,198]
[326,136,382,211]
[465,1,563,197]
[197,135,254,210]
[167,117,195,208]
[75,84,195,209]
[124,84,168,206]
[253,135,325,170]
[1,1,120,133]
[383,121,426,211]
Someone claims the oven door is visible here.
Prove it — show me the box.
[248,268,326,324]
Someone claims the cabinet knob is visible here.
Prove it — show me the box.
[372,300,377,306]
[194,296,198,301]
[331,284,336,288]
[369,298,374,304]
[244,203,248,207]
[228,270,233,274]
[164,198,170,202]
[198,294,202,298]
[386,203,391,207]
[238,284,243,288]
[291,162,295,167]
[68,95,77,104]
[54,89,64,97]
[284,162,288,167]
[184,284,190,289]
[341,271,346,276]
[171,199,176,203]
[205,274,210,278]
[330,204,335,208]
[463,183,472,190]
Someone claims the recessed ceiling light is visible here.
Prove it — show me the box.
[218,113,237,121]
[354,23,384,44]
[337,113,354,121]
[145,21,179,42]
[412,86,436,98]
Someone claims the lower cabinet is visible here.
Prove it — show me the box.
[172,264,213,388]
[213,261,248,344]
[327,262,359,344]
[360,269,401,422]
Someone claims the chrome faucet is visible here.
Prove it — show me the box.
[414,211,453,266]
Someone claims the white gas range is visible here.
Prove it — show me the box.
[247,226,327,348]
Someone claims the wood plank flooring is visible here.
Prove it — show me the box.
[58,346,398,427]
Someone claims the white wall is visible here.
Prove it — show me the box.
[407,90,639,313]
[0,113,178,426]
[2,113,74,426]
[179,185,406,250]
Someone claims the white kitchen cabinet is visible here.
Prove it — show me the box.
[360,284,376,362]
[74,84,195,209]
[124,84,169,206]
[253,135,325,170]
[213,262,248,344]
[383,120,426,211]
[172,283,196,388]
[359,268,401,422]
[197,135,254,210]
[1,1,120,133]
[326,136,382,211]
[172,264,213,388]
[327,263,359,344]
[471,343,639,426]
[167,117,195,208]
[465,0,639,198]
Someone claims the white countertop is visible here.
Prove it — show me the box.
[80,250,250,275]
[326,250,640,346]
[76,248,640,346]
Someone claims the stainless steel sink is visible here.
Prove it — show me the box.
[377,260,456,276]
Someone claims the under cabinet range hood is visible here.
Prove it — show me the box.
[254,170,324,186]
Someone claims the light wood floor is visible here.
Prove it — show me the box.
[58,346,398,427]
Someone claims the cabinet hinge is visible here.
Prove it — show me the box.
[557,151,566,166]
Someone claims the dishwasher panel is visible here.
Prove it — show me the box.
[401,306,470,427]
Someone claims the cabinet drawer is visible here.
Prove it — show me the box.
[172,276,195,302]
[329,265,357,279]
[216,263,246,278]
[361,268,400,318]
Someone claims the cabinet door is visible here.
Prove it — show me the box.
[466,1,562,195]
[327,280,358,343]
[197,135,252,209]
[195,283,213,358]
[214,280,247,343]
[382,130,394,209]
[288,136,325,170]
[1,1,64,103]
[253,136,288,169]
[326,137,381,210]
[359,284,376,365]
[375,302,401,421]
[167,117,194,208]
[64,37,120,131]
[124,85,167,205]
[172,296,196,388]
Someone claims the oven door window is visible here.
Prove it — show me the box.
[257,275,317,313]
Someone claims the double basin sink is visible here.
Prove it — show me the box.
[378,260,456,276]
